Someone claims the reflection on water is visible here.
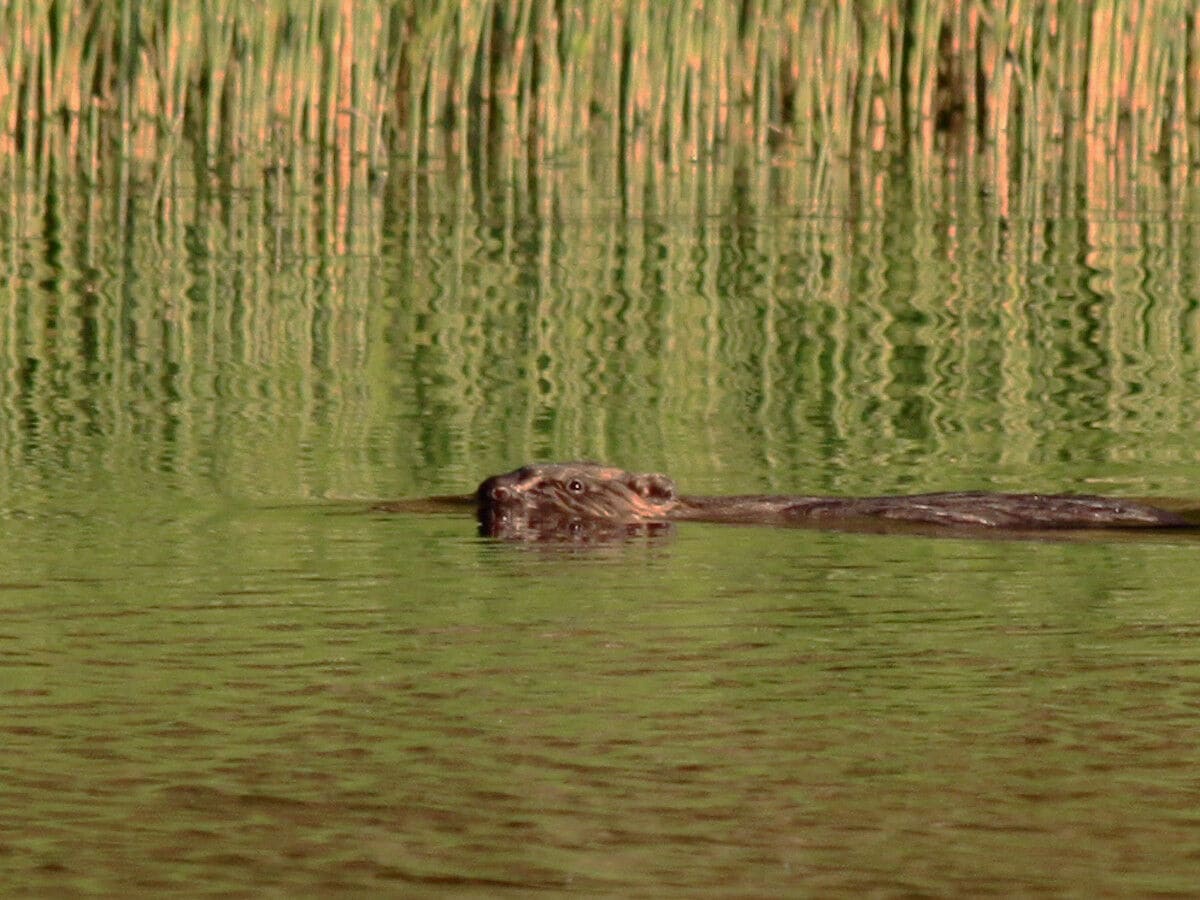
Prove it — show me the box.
[2,153,1200,893]
[4,157,1200,502]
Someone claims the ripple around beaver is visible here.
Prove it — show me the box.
[375,462,1200,544]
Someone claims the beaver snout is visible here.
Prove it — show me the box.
[475,476,516,508]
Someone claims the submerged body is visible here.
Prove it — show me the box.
[475,462,1193,540]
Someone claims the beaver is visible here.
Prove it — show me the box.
[475,462,679,541]
[475,462,1194,538]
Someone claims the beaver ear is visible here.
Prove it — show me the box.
[631,473,676,501]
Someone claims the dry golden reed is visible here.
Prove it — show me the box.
[0,0,1195,176]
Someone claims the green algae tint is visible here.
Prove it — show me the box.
[2,158,1200,894]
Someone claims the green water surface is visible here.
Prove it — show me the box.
[2,156,1200,894]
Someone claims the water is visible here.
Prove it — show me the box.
[3,155,1200,894]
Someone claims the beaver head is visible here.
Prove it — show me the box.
[476,462,679,538]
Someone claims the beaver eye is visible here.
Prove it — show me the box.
[567,479,585,494]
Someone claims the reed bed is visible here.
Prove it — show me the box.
[0,0,1197,179]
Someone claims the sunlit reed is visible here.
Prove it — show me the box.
[0,0,1197,181]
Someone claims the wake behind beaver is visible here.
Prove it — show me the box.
[473,461,1196,541]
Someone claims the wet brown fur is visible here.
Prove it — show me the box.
[476,462,677,533]
[476,462,1193,536]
